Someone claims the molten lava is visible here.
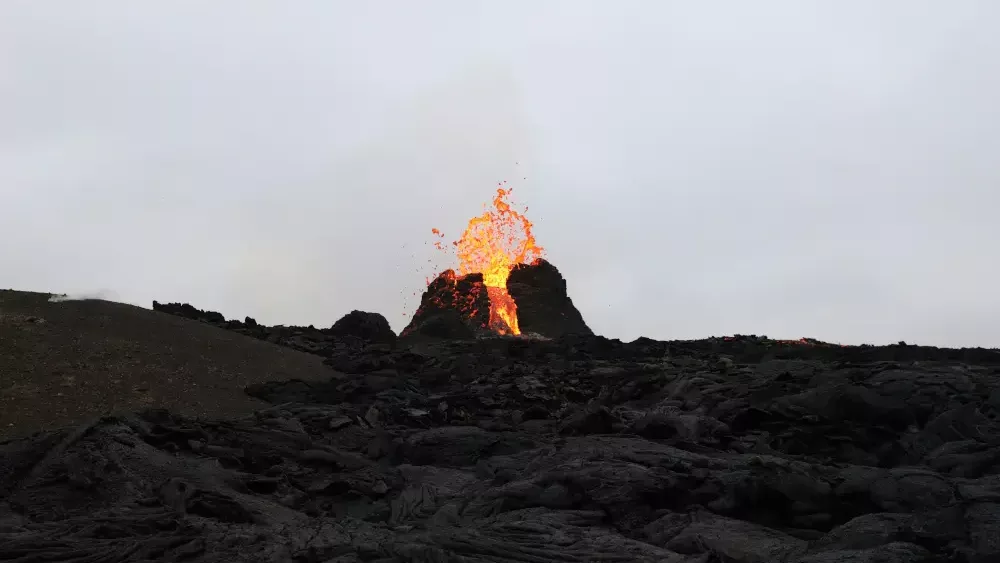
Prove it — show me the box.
[432,184,544,335]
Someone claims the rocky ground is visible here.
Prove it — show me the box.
[2,325,1000,562]
[2,260,1000,562]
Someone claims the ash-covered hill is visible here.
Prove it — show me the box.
[0,290,332,441]
[3,274,1000,562]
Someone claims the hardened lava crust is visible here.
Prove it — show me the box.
[2,273,1000,562]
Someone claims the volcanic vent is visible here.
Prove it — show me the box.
[401,186,591,340]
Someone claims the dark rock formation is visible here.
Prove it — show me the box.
[3,332,1000,562]
[329,310,396,346]
[402,307,476,341]
[401,260,591,340]
[400,270,491,340]
[152,300,225,324]
[507,259,592,337]
[152,300,396,355]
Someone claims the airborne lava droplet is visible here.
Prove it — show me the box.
[431,185,544,335]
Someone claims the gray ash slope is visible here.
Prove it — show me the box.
[3,266,1000,562]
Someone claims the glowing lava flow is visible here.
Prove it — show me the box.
[432,184,544,335]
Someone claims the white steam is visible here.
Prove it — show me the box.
[48,289,120,303]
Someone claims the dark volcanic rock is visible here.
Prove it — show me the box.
[401,260,591,340]
[404,307,476,341]
[329,309,396,346]
[152,300,395,356]
[507,258,592,338]
[4,329,1000,561]
[152,300,225,323]
[400,269,491,340]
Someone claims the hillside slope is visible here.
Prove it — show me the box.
[0,290,333,440]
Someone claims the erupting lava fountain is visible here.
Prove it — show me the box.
[429,183,544,336]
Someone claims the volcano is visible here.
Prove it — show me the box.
[402,258,592,340]
[5,189,1000,563]
[401,186,592,340]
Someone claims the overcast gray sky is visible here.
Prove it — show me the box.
[2,1,999,347]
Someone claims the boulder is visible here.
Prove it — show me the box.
[329,310,396,345]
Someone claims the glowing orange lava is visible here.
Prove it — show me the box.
[432,183,544,335]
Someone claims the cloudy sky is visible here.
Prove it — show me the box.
[2,1,998,347]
